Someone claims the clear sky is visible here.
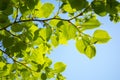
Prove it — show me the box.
[41,0,120,80]
[49,16,120,80]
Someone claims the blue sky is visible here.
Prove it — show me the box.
[49,16,120,80]
[42,0,120,80]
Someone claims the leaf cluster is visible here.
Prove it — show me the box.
[0,0,119,79]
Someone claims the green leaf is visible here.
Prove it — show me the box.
[57,21,77,42]
[54,62,66,73]
[11,24,23,32]
[81,16,101,30]
[59,21,77,40]
[41,73,47,80]
[19,2,31,17]
[92,29,111,43]
[76,38,86,53]
[62,3,76,13]
[59,32,68,44]
[0,51,2,56]
[51,35,59,47]
[92,1,107,16]
[2,4,13,15]
[68,0,88,10]
[0,62,5,70]
[44,58,52,67]
[3,37,14,48]
[39,3,54,18]
[39,27,52,41]
[57,73,66,80]
[46,26,52,41]
[26,0,39,10]
[21,68,31,79]
[106,0,120,14]
[85,45,96,59]
[0,0,10,10]
[31,47,45,64]
[0,14,10,28]
[12,41,27,52]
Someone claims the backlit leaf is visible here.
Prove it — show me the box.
[81,16,101,30]
[62,4,76,13]
[85,45,96,59]
[0,62,5,70]
[37,3,54,18]
[39,27,52,41]
[76,38,86,53]
[51,35,59,47]
[92,29,111,43]
[31,47,44,64]
[54,62,66,73]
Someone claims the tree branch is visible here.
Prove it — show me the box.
[0,49,35,72]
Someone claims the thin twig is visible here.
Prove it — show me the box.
[69,12,83,20]
[68,20,92,38]
[69,4,91,20]
[4,29,16,37]
[0,49,35,72]
[54,0,61,17]
[14,8,19,23]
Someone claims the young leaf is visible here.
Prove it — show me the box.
[76,39,87,53]
[39,27,52,41]
[54,62,66,73]
[0,62,5,70]
[85,45,96,59]
[51,35,59,47]
[31,47,44,65]
[81,16,101,30]
[92,29,111,43]
[39,3,54,18]
[62,3,76,13]
[57,21,77,40]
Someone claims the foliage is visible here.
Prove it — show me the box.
[0,0,119,79]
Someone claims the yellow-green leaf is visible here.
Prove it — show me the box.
[0,62,5,70]
[54,62,66,73]
[82,16,101,30]
[51,35,59,47]
[63,4,76,13]
[39,27,52,41]
[76,39,86,53]
[85,45,96,59]
[92,29,111,43]
[39,3,54,18]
